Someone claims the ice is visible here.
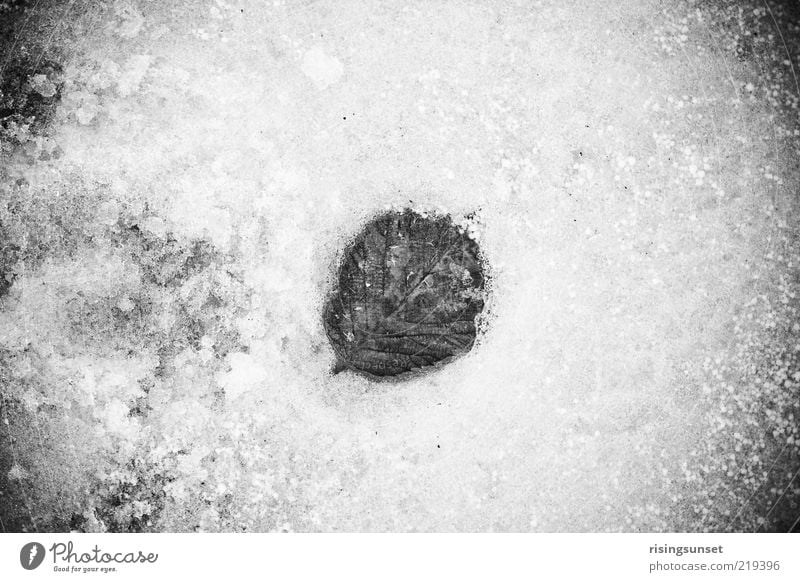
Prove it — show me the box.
[0,0,798,533]
[117,55,152,97]
[28,74,57,98]
[219,352,270,400]
[301,46,344,90]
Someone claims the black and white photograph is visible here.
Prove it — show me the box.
[0,0,799,554]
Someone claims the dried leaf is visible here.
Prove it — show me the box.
[324,210,486,378]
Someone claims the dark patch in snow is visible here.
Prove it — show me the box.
[324,209,487,379]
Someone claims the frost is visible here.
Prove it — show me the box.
[117,55,152,97]
[8,464,29,481]
[0,0,798,534]
[99,399,139,438]
[300,47,344,90]
[28,74,57,98]
[219,352,269,399]
[115,2,145,39]
[63,89,100,125]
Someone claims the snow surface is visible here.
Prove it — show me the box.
[0,0,798,532]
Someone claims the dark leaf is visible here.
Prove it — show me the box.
[324,209,486,378]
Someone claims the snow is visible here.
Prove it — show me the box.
[29,74,57,98]
[301,46,344,90]
[0,0,798,533]
[219,352,270,400]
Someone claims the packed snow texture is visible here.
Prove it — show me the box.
[0,0,798,532]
